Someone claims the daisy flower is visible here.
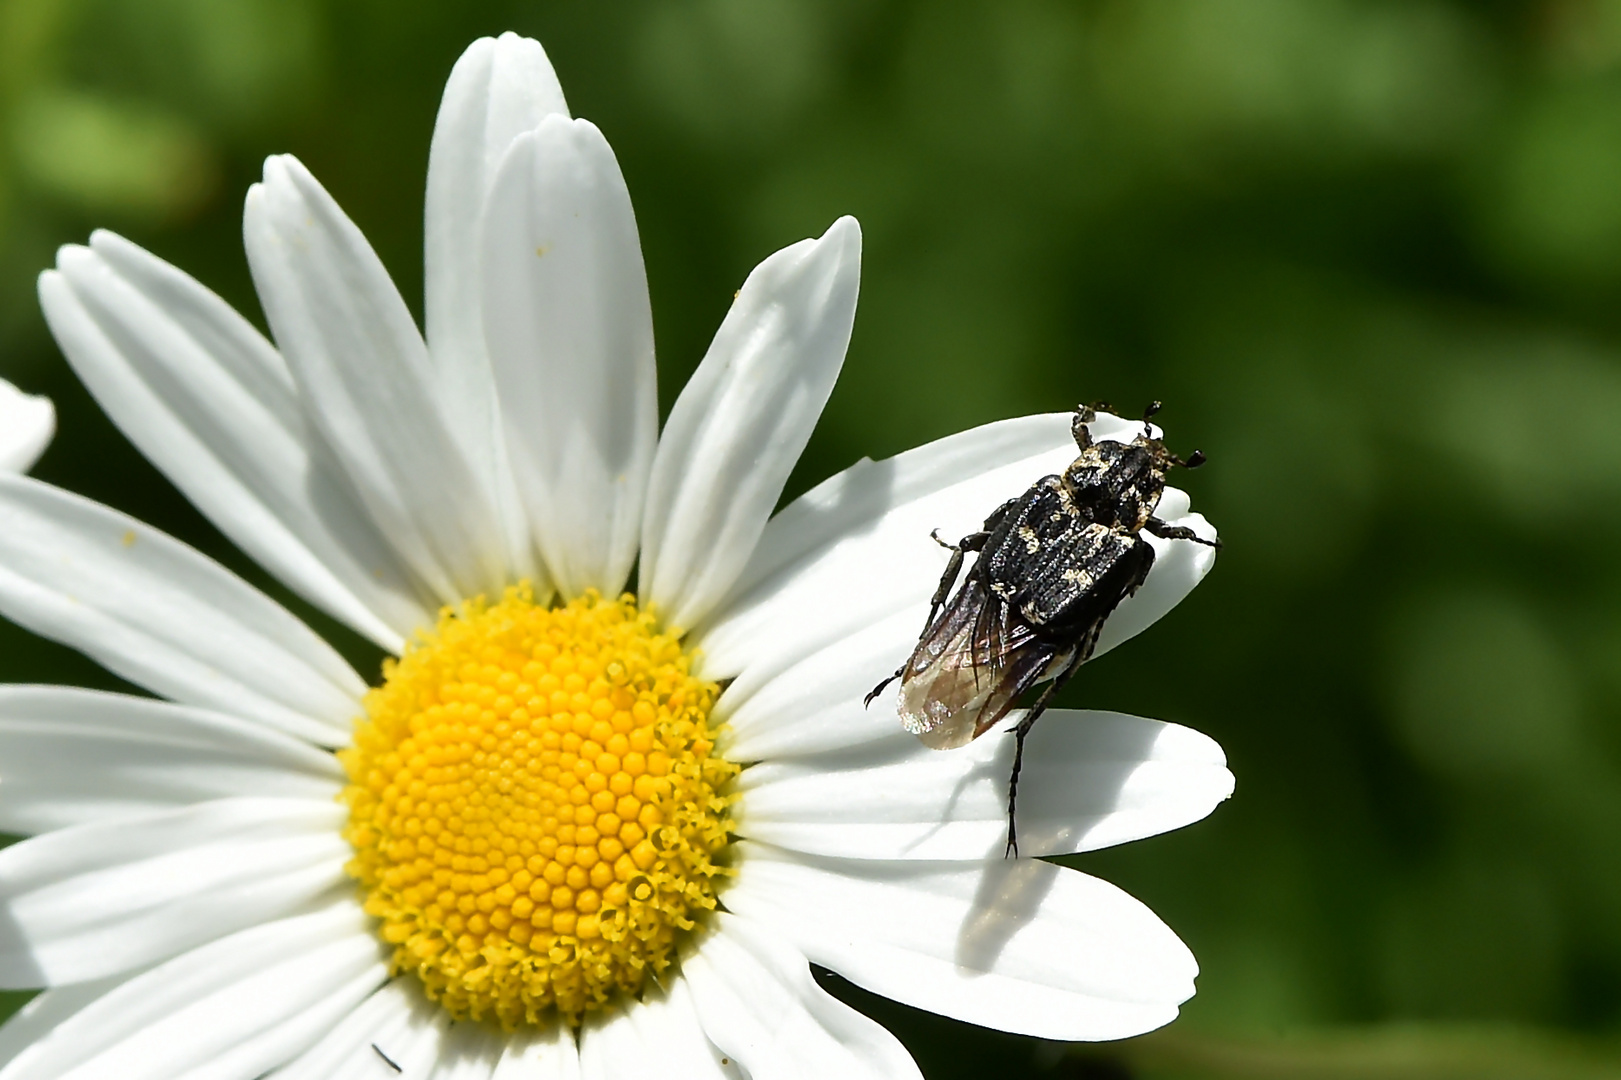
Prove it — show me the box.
[0,380,53,474]
[0,32,1232,1080]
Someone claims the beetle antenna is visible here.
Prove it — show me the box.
[1141,400,1162,438]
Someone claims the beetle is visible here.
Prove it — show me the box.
[865,402,1218,855]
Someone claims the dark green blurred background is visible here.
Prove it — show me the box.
[6,1,1621,1077]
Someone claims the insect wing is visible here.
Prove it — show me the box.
[896,578,1060,749]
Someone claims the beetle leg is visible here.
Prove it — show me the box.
[950,527,992,552]
[980,497,1018,534]
[867,529,986,708]
[1004,651,1084,858]
[1071,407,1094,450]
[372,1044,404,1073]
[863,668,904,707]
[1146,517,1221,549]
[926,529,991,623]
[929,545,965,623]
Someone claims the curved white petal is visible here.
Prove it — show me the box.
[40,233,427,650]
[0,797,348,987]
[0,685,344,834]
[424,1023,505,1080]
[683,914,922,1080]
[490,1020,580,1080]
[268,980,451,1079]
[244,154,511,604]
[0,972,134,1073]
[0,476,364,745]
[1094,486,1218,656]
[0,381,53,475]
[736,710,1232,860]
[426,34,568,587]
[724,843,1197,1041]
[698,413,1075,690]
[481,115,657,599]
[641,217,861,631]
[579,981,733,1080]
[428,34,569,363]
[0,899,386,1080]
[720,607,925,760]
[699,412,1217,711]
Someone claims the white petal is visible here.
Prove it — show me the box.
[244,155,511,604]
[427,34,570,358]
[579,981,732,1080]
[697,413,1076,688]
[0,381,52,475]
[481,115,657,599]
[736,709,1233,860]
[0,973,133,1072]
[269,980,451,1080]
[720,607,925,760]
[641,217,861,631]
[716,514,1219,762]
[424,1023,504,1080]
[491,1021,579,1080]
[41,233,428,650]
[698,412,1217,707]
[0,899,386,1080]
[0,797,348,986]
[0,685,344,834]
[425,34,568,589]
[725,843,1196,1041]
[0,476,365,745]
[1094,494,1218,656]
[683,913,922,1080]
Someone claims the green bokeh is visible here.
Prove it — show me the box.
[5,1,1621,1076]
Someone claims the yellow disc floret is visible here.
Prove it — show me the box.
[340,587,736,1026]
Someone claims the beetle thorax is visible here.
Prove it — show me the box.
[1061,437,1166,531]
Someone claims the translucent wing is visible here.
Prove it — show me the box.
[896,578,1063,749]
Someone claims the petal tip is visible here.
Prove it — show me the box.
[87,227,123,252]
[260,153,311,191]
[459,33,499,59]
[52,243,97,278]
[493,29,549,58]
[36,267,64,298]
[826,214,863,247]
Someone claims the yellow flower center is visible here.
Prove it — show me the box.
[340,587,736,1026]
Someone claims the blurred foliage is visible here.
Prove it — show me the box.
[5,0,1621,1077]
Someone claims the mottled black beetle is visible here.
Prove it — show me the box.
[866,402,1218,855]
